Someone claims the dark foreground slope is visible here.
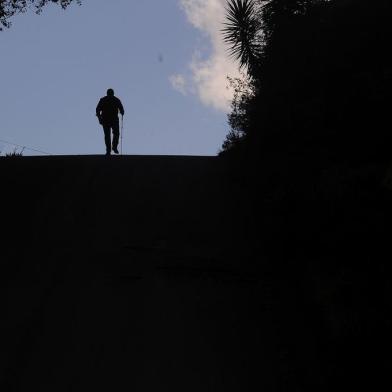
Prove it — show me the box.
[1,155,244,261]
[1,155,267,392]
[1,155,391,391]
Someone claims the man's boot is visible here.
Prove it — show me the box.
[112,146,119,154]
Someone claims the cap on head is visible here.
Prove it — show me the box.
[107,88,114,96]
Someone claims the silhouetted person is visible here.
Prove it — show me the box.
[96,89,125,155]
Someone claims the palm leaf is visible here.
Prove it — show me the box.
[222,0,262,70]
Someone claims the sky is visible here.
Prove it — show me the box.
[0,0,240,156]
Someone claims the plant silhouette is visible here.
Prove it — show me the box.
[220,1,392,389]
[0,0,82,30]
[222,0,392,164]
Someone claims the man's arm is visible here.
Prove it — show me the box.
[96,99,104,124]
[96,99,103,117]
[118,99,125,116]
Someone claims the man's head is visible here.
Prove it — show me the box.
[107,88,114,97]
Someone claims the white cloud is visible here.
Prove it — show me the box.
[169,74,188,95]
[175,0,241,112]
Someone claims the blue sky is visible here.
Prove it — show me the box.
[0,0,239,156]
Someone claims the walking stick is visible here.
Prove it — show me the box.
[121,114,124,155]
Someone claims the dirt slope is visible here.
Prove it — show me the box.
[2,156,288,392]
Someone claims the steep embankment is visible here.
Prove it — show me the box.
[1,155,248,261]
[2,155,392,391]
[2,156,279,392]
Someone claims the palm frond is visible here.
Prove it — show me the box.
[222,0,262,70]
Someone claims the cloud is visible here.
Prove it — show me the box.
[174,0,241,112]
[169,74,188,95]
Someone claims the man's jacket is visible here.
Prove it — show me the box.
[96,96,125,124]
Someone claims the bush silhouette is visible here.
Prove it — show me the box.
[0,0,82,30]
[222,0,392,165]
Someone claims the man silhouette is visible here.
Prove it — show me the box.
[96,89,125,155]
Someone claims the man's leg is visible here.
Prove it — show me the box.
[103,124,111,154]
[112,119,120,154]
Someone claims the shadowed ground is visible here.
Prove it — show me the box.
[1,155,376,391]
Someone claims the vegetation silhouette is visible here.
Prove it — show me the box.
[221,0,392,389]
[0,0,81,30]
[96,89,125,156]
[222,0,392,164]
[5,149,23,157]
